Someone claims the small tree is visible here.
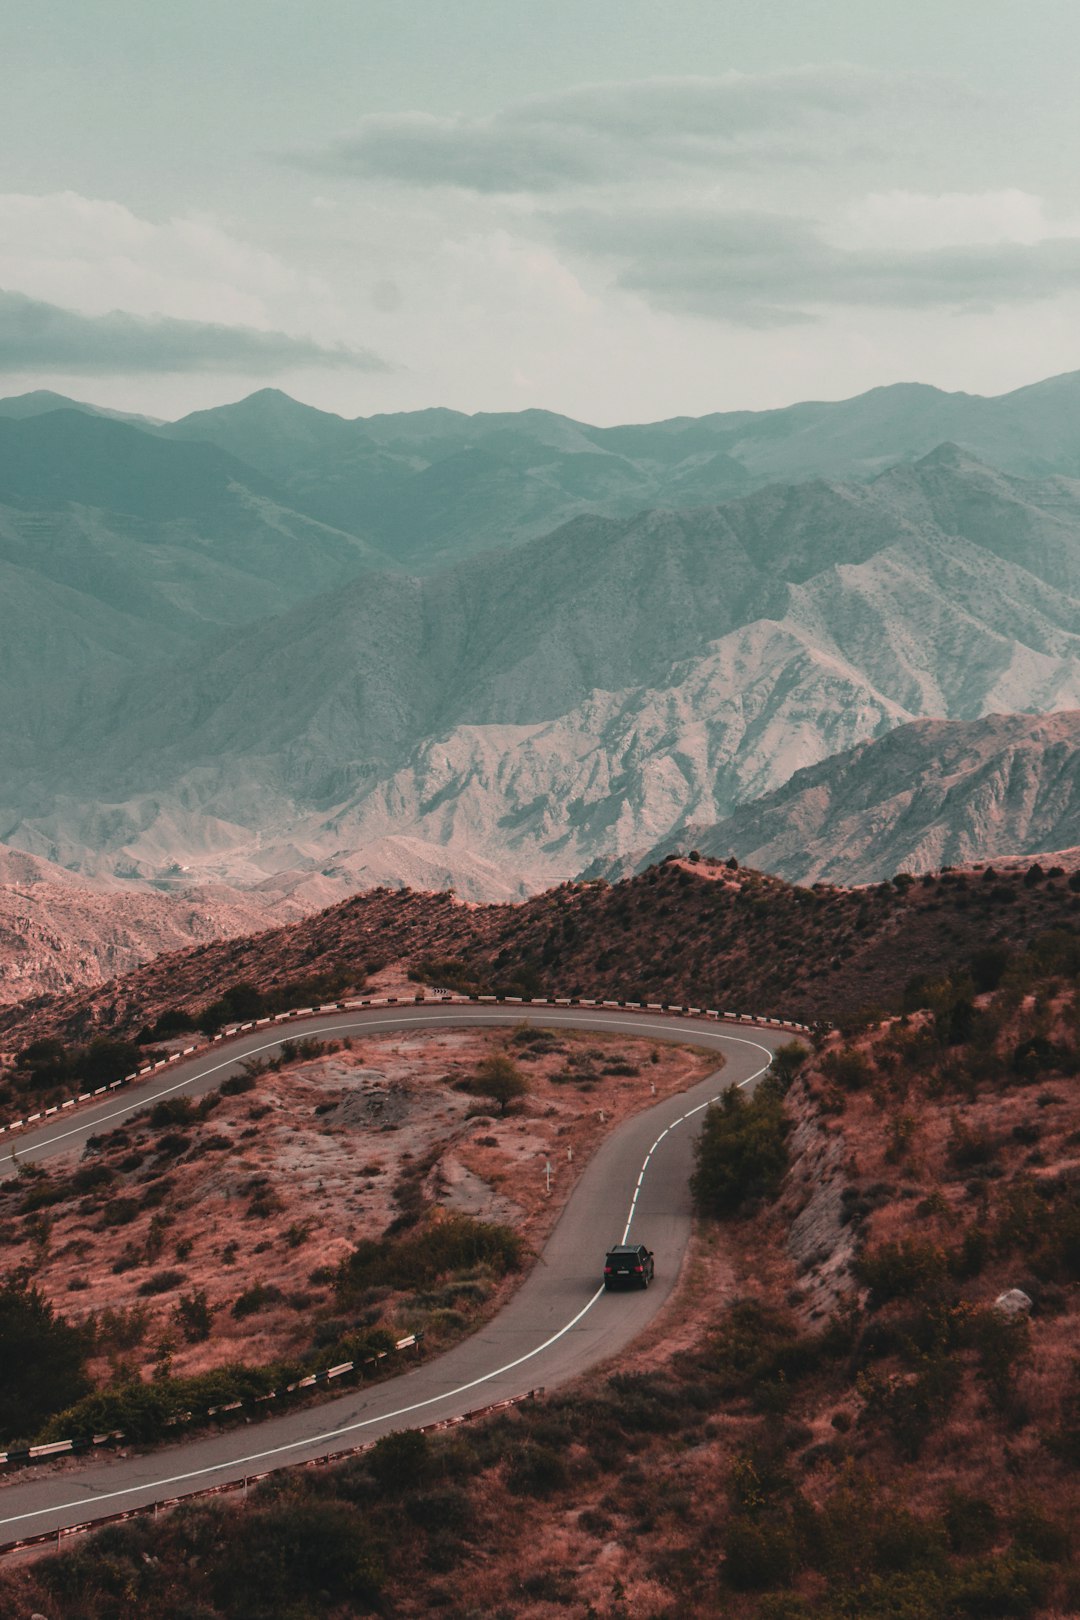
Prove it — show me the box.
[691,1079,790,1218]
[0,1280,90,1440]
[470,1052,529,1116]
[770,1040,810,1090]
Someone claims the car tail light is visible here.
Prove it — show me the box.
[633,1265,643,1272]
[604,1266,613,1274]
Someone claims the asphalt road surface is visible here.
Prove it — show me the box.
[0,1005,787,1539]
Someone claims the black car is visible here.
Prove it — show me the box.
[603,1243,655,1289]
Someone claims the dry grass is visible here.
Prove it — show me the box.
[0,1027,714,1390]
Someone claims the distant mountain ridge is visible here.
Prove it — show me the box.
[9,367,1080,570]
[4,436,1080,898]
[5,372,1080,901]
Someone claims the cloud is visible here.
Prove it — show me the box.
[305,68,931,194]
[0,289,388,374]
[548,207,1080,326]
[0,191,366,340]
[841,189,1059,252]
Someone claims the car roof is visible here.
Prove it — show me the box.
[607,1243,645,1253]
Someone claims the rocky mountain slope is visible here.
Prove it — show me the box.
[6,380,1080,904]
[7,876,1080,1620]
[7,444,1080,898]
[0,410,394,762]
[0,845,325,1007]
[609,711,1080,886]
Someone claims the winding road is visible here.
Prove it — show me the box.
[0,1004,788,1542]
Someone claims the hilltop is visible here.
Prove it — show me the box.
[4,854,1080,1055]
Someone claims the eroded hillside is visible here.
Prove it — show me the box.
[5,855,1080,1061]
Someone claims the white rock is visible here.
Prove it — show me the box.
[993,1288,1033,1317]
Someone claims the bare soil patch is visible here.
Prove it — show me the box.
[0,1027,715,1396]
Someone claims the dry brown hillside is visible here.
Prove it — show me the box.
[5,911,1080,1616]
[4,855,1080,1058]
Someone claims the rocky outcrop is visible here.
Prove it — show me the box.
[626,711,1080,887]
[781,1079,856,1320]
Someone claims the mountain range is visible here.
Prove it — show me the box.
[4,371,1080,908]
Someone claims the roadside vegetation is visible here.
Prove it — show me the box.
[9,858,1080,1060]
[5,932,1080,1616]
[0,1026,708,1465]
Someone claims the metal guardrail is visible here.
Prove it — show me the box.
[0,1336,423,1470]
[0,994,810,1139]
[0,1386,545,1561]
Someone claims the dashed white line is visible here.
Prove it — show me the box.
[0,1009,778,1529]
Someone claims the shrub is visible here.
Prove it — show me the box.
[149,1096,196,1128]
[821,1046,873,1090]
[211,1493,383,1614]
[859,1350,962,1459]
[855,1239,947,1305]
[770,1041,810,1088]
[970,946,1012,992]
[220,1071,257,1096]
[137,1269,187,1297]
[337,1215,522,1301]
[176,1289,213,1343]
[943,1490,998,1554]
[465,1052,529,1115]
[38,1363,278,1444]
[92,1303,149,1352]
[0,1280,90,1441]
[369,1427,430,1492]
[724,1516,799,1590]
[691,1078,790,1217]
[705,1300,820,1398]
[1012,1036,1060,1082]
[232,1282,284,1319]
[506,1441,567,1496]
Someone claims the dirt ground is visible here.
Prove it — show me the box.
[0,1025,717,1389]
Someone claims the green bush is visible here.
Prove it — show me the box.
[691,1077,790,1217]
[369,1427,430,1493]
[211,1492,383,1616]
[704,1300,821,1398]
[506,1440,567,1496]
[0,1280,90,1442]
[337,1214,523,1301]
[136,1268,187,1297]
[858,1350,962,1459]
[232,1282,284,1318]
[37,1363,278,1444]
[855,1239,948,1305]
[724,1515,799,1590]
[822,1046,873,1090]
[13,1036,142,1104]
[220,1071,257,1096]
[176,1289,213,1343]
[464,1052,530,1115]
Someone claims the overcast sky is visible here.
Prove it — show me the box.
[2,1,1079,422]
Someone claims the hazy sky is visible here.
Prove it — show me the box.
[3,1,1079,422]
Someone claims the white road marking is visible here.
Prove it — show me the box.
[0,1286,609,1527]
[0,1010,777,1529]
[11,1013,767,1161]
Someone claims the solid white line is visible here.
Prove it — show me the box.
[13,1013,765,1161]
[0,1010,778,1528]
[0,1286,608,1528]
